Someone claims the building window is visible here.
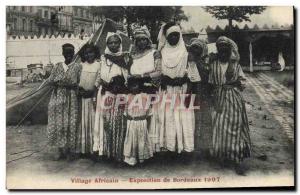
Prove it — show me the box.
[12,6,17,11]
[13,18,18,30]
[22,19,27,31]
[86,10,89,18]
[50,12,57,24]
[6,24,11,33]
[75,8,78,16]
[66,16,69,27]
[29,20,33,31]
[80,9,83,17]
[21,6,25,12]
[38,9,42,17]
[44,10,48,19]
[29,6,33,12]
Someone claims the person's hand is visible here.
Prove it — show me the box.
[153,51,162,59]
[92,97,97,110]
[78,87,93,98]
[143,72,150,78]
[237,80,246,91]
[132,74,142,79]
[151,76,161,86]
[112,85,121,94]
[124,52,133,65]
[100,79,109,87]
[213,98,223,113]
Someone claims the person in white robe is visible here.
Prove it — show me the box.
[157,22,201,154]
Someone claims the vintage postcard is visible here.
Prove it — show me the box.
[6,6,295,189]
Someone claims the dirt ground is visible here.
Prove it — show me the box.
[6,72,294,189]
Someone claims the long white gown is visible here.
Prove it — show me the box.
[159,50,201,153]
[129,49,161,152]
[78,61,100,154]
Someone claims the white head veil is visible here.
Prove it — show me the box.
[105,32,123,56]
[157,24,188,70]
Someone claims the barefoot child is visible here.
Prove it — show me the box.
[123,78,153,166]
[77,44,101,155]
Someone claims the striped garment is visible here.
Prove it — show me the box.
[208,60,251,163]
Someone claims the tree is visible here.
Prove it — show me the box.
[90,6,124,22]
[90,6,188,43]
[204,6,266,36]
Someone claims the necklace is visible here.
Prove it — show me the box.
[105,58,114,72]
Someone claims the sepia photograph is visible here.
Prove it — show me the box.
[5,5,295,189]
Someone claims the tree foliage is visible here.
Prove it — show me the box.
[90,6,188,43]
[203,6,266,23]
[203,6,266,37]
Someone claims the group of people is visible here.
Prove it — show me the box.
[46,22,251,175]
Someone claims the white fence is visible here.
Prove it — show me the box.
[6,34,92,69]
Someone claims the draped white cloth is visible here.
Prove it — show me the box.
[123,93,153,165]
[131,49,161,152]
[78,61,100,154]
[158,25,200,153]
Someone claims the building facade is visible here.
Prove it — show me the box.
[72,6,93,35]
[6,6,97,36]
[6,6,39,36]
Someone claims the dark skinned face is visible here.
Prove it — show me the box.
[62,48,74,65]
[84,47,96,64]
[129,83,140,94]
[190,45,203,58]
[135,37,149,51]
[166,32,180,46]
[107,35,121,53]
[217,44,232,62]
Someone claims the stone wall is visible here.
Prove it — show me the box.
[6,34,92,69]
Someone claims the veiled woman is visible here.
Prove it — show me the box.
[187,38,213,156]
[158,22,201,156]
[93,32,131,163]
[208,36,251,175]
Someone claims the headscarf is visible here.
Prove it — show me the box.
[216,36,241,82]
[104,32,130,69]
[133,26,151,41]
[104,32,123,56]
[189,38,208,58]
[216,36,240,62]
[131,26,153,56]
[157,24,188,69]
